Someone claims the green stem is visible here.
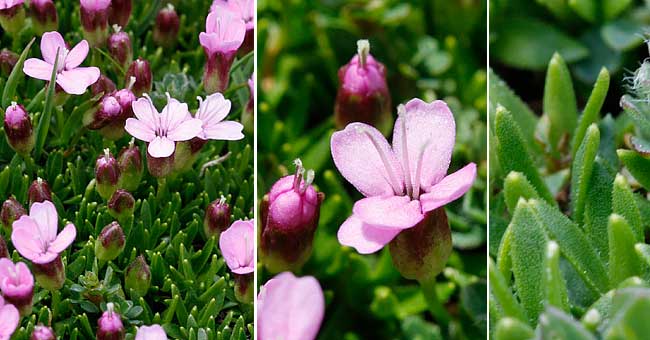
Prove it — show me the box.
[420,277,451,330]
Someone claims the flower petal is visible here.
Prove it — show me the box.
[392,99,455,189]
[0,303,19,338]
[148,136,175,158]
[23,58,55,80]
[219,220,254,274]
[352,196,423,230]
[166,118,203,141]
[420,163,477,212]
[132,96,159,129]
[197,93,231,125]
[203,121,244,141]
[40,31,66,65]
[337,215,401,254]
[29,201,58,243]
[11,219,44,261]
[48,223,76,253]
[57,67,100,95]
[161,97,190,131]
[125,118,156,142]
[331,122,404,197]
[65,40,89,69]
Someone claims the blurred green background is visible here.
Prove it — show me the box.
[257,0,487,339]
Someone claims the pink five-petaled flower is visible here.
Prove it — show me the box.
[200,7,245,55]
[11,200,77,264]
[124,94,203,158]
[0,295,19,340]
[135,324,167,340]
[257,272,324,340]
[331,99,477,254]
[0,258,34,315]
[219,219,254,274]
[23,31,100,95]
[195,93,244,141]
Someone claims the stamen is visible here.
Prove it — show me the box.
[355,125,403,195]
[412,139,432,200]
[293,159,304,192]
[357,39,370,68]
[103,148,110,159]
[126,76,136,91]
[112,24,122,33]
[219,195,226,205]
[399,108,413,199]
[301,169,315,194]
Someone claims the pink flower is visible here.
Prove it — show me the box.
[0,258,33,299]
[331,99,476,254]
[79,0,110,11]
[199,10,245,56]
[135,325,167,340]
[23,31,100,95]
[0,295,19,340]
[194,93,244,141]
[0,0,24,10]
[11,200,76,264]
[124,94,203,158]
[219,219,254,274]
[257,272,324,340]
[211,0,253,31]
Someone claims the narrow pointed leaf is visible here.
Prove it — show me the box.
[545,241,570,312]
[538,307,597,340]
[489,258,528,322]
[618,149,650,190]
[571,124,600,225]
[612,174,643,242]
[609,214,643,286]
[34,49,60,159]
[1,38,35,108]
[572,68,609,158]
[544,53,578,151]
[494,318,534,340]
[503,171,541,214]
[584,159,614,263]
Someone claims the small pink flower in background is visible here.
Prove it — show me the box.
[195,93,244,141]
[219,219,254,274]
[125,94,203,158]
[0,295,19,340]
[331,99,476,254]
[211,0,253,31]
[0,0,24,10]
[135,324,167,340]
[23,31,100,95]
[0,258,34,315]
[199,10,246,92]
[257,272,324,340]
[11,200,77,264]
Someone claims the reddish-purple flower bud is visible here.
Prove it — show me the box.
[91,74,117,96]
[32,255,65,290]
[153,4,179,48]
[260,159,324,273]
[108,189,135,222]
[0,0,26,36]
[146,152,174,178]
[95,221,125,262]
[97,303,125,340]
[0,49,18,76]
[1,196,26,232]
[29,0,57,35]
[204,196,231,239]
[4,102,34,155]
[0,235,8,258]
[31,325,56,340]
[389,208,452,282]
[84,94,123,130]
[335,40,392,135]
[114,85,136,120]
[200,11,245,93]
[28,178,52,205]
[108,0,131,28]
[117,140,143,191]
[125,255,151,298]
[108,27,132,68]
[95,149,121,200]
[125,58,152,97]
[79,0,111,47]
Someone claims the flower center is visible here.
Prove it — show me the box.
[55,47,69,72]
[397,105,431,201]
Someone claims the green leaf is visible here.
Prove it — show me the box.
[494,317,534,340]
[618,149,650,190]
[33,48,60,159]
[503,172,541,215]
[571,124,600,225]
[620,95,650,135]
[602,0,633,21]
[538,306,597,340]
[1,38,35,108]
[602,19,645,52]
[510,200,547,323]
[545,241,570,312]
[492,17,588,70]
[536,0,572,21]
[569,0,597,22]
[609,214,643,286]
[489,258,528,322]
[584,160,614,263]
[544,53,578,152]
[604,288,650,339]
[495,106,554,204]
[612,174,643,242]
[572,68,609,158]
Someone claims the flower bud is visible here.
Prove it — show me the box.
[97,302,125,340]
[108,0,131,28]
[0,49,18,76]
[389,208,452,282]
[4,102,34,155]
[0,235,8,258]
[146,152,174,178]
[234,273,253,304]
[32,256,65,291]
[0,259,34,316]
[91,74,117,96]
[125,255,151,298]
[29,0,58,35]
[204,196,230,239]
[114,85,136,120]
[260,159,324,273]
[153,4,179,48]
[28,178,52,205]
[335,40,392,135]
[0,0,26,36]
[200,11,245,93]
[117,140,143,191]
[95,149,121,200]
[1,196,26,232]
[95,221,125,262]
[31,325,56,340]
[108,27,132,68]
[108,189,135,221]
[79,0,111,47]
[125,58,152,97]
[83,94,122,130]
